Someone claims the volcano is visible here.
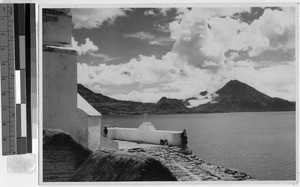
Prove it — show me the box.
[195,80,295,112]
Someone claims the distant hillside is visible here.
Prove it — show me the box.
[78,84,190,115]
[194,80,295,112]
[78,84,155,115]
[156,97,190,113]
[78,80,295,115]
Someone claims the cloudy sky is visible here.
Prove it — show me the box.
[71,6,296,103]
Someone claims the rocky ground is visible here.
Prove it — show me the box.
[126,146,253,181]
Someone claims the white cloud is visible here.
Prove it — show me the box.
[168,7,251,69]
[78,55,179,86]
[149,40,160,45]
[71,8,127,29]
[155,23,171,33]
[90,53,120,63]
[236,8,295,56]
[123,32,155,40]
[144,9,155,16]
[168,7,295,69]
[77,53,223,102]
[123,31,174,46]
[78,63,96,85]
[227,63,295,101]
[159,8,172,16]
[112,90,164,103]
[77,7,296,103]
[149,38,175,46]
[71,37,98,55]
[70,37,118,62]
[91,84,111,94]
[144,8,189,17]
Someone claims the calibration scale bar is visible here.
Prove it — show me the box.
[1,4,16,155]
[1,4,34,155]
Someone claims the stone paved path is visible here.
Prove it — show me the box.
[127,146,253,181]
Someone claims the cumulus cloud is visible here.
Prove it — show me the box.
[168,7,295,70]
[144,9,155,16]
[71,37,98,55]
[168,7,251,70]
[70,37,118,62]
[71,8,127,29]
[154,23,171,33]
[78,55,178,86]
[232,8,295,57]
[77,7,296,103]
[77,54,222,102]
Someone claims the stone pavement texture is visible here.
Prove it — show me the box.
[126,146,253,181]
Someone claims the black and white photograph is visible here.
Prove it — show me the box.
[41,5,297,182]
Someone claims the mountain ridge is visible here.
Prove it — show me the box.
[78,80,295,115]
[195,80,295,112]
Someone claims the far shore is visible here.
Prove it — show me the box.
[101,110,296,117]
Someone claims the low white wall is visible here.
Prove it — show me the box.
[108,128,138,142]
[107,123,182,146]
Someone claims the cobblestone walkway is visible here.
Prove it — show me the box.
[127,146,253,181]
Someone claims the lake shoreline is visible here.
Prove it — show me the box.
[103,112,296,180]
[101,110,296,116]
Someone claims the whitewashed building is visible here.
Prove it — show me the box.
[43,9,102,151]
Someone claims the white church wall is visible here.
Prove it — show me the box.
[43,47,89,147]
[43,9,103,151]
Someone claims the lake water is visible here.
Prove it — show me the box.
[102,112,296,180]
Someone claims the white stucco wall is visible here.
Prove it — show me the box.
[43,9,107,152]
[107,128,138,142]
[43,47,87,146]
[43,47,103,151]
[77,94,102,151]
[87,117,101,150]
[107,122,182,146]
[76,108,101,151]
